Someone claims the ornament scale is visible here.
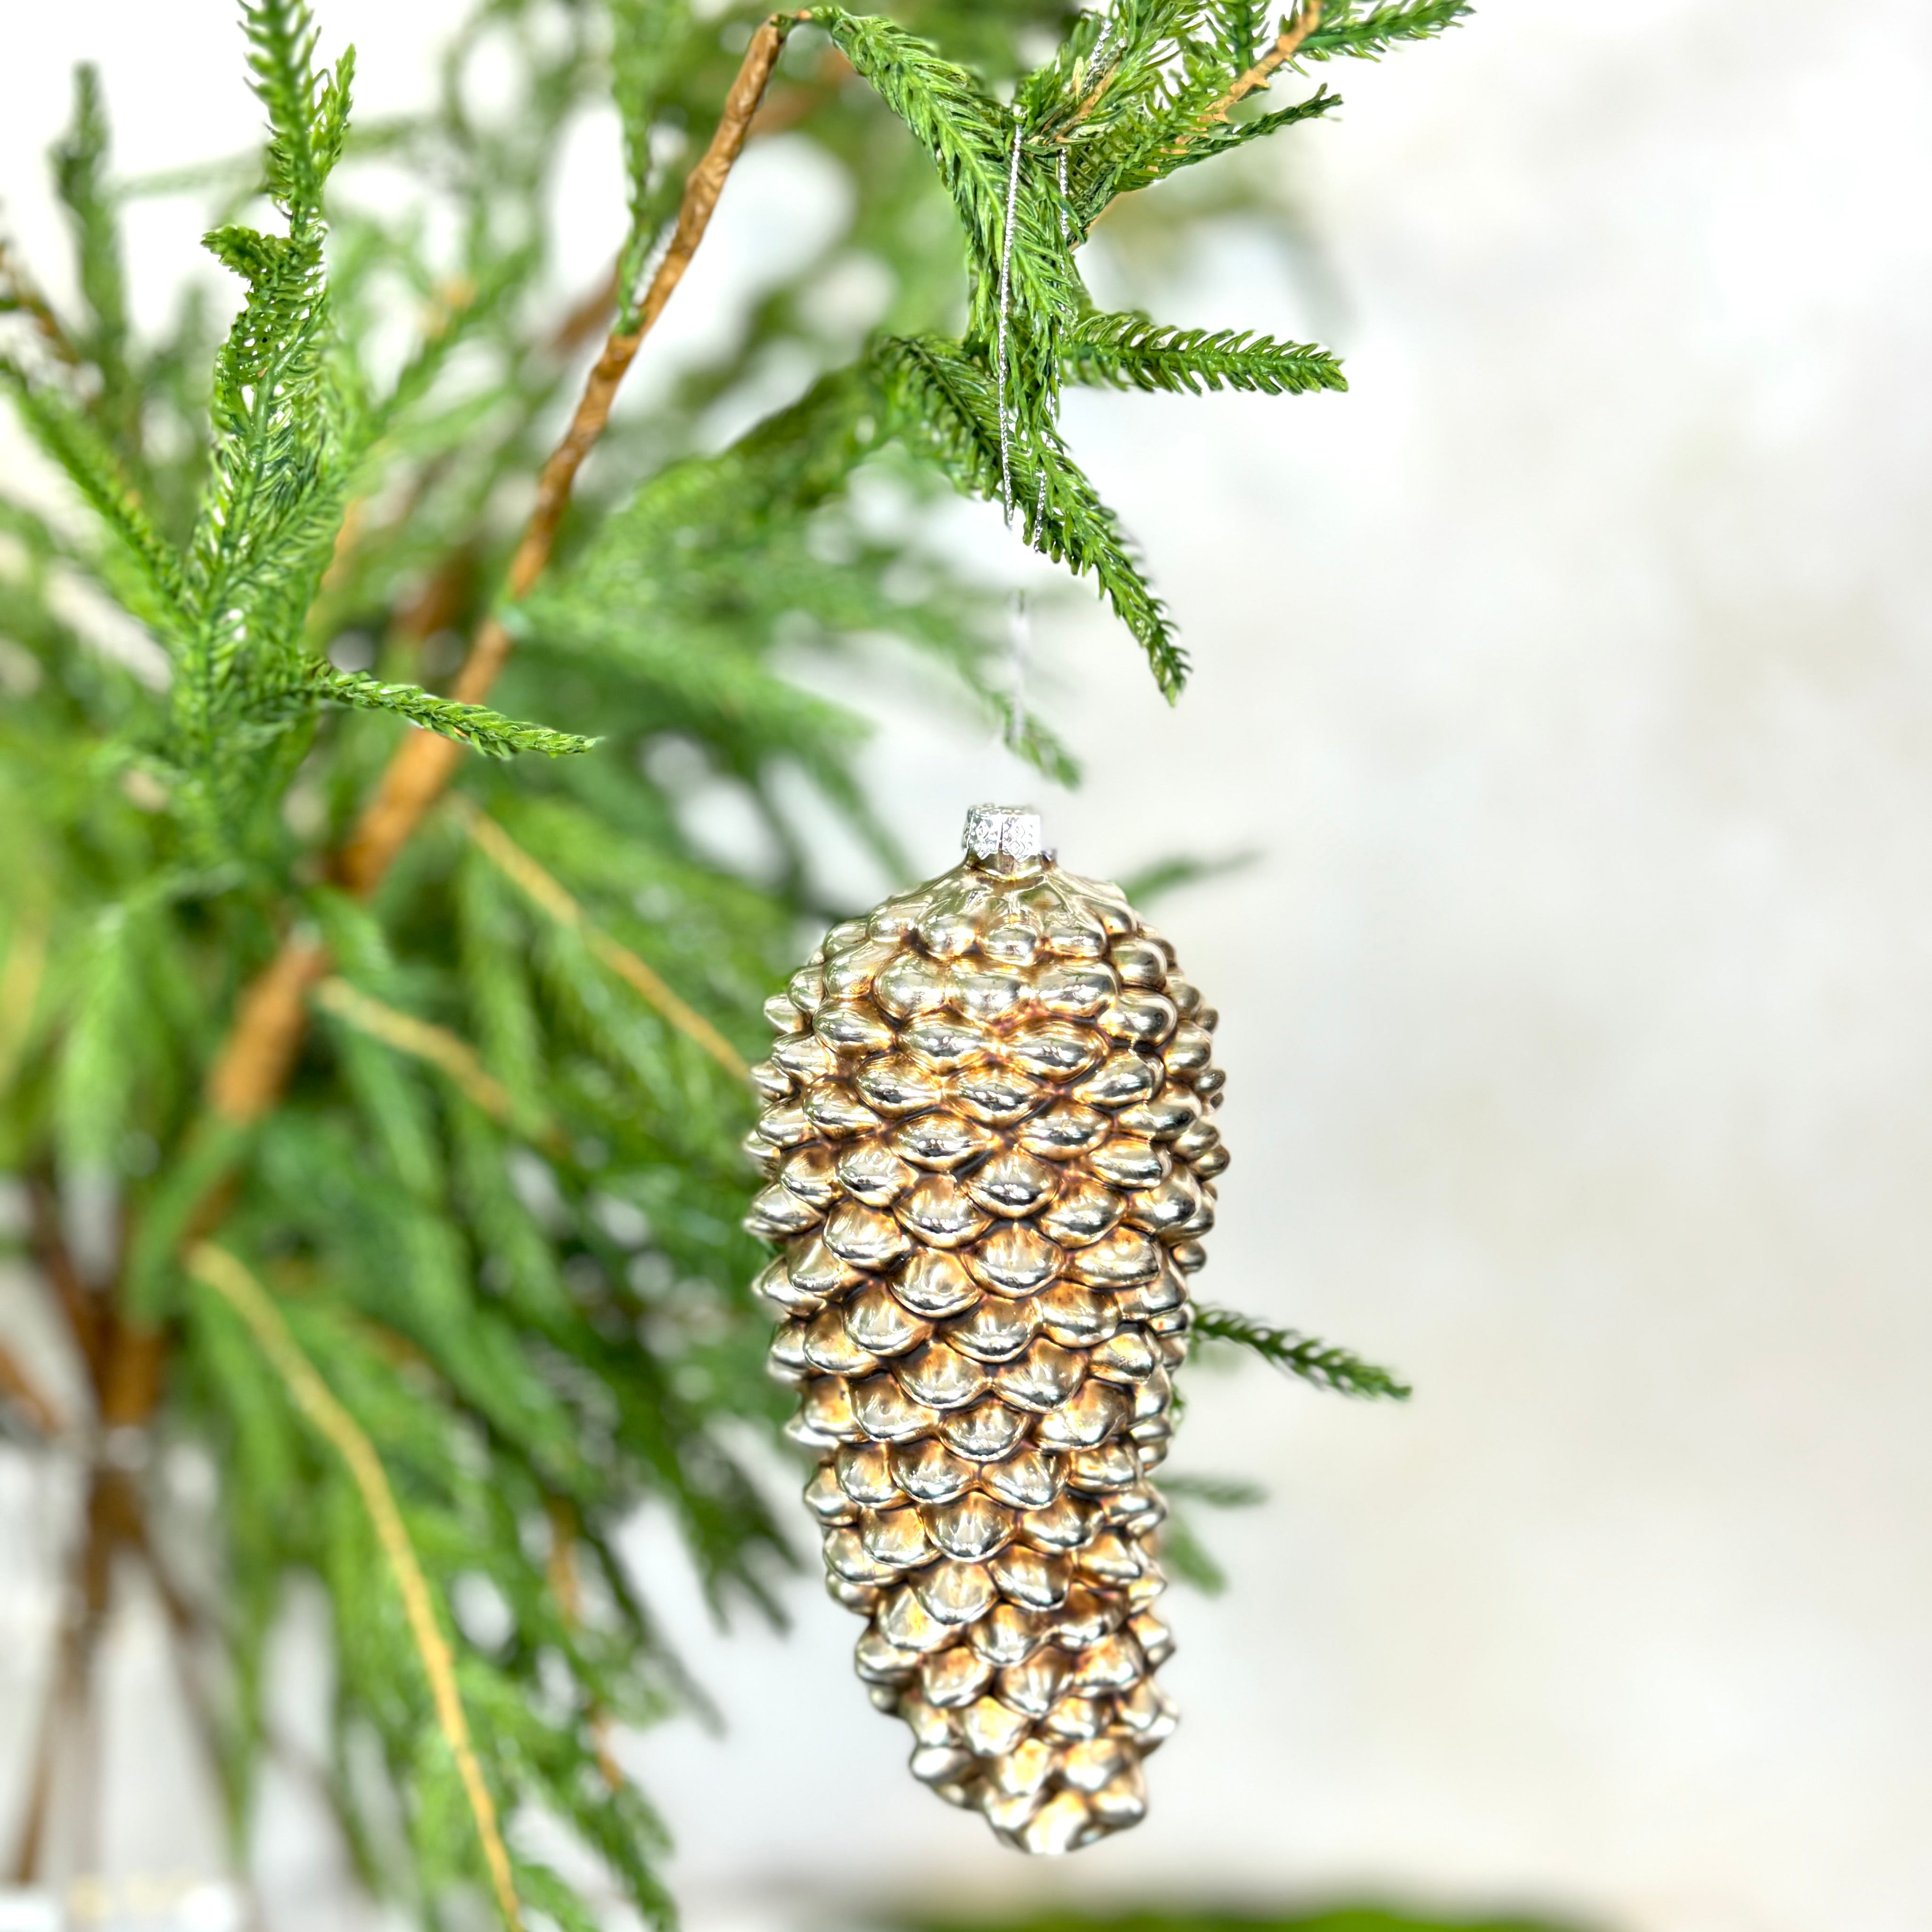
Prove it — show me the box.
[744,805,1228,1854]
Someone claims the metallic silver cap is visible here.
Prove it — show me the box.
[962,802,1044,861]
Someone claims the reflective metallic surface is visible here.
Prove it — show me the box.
[746,809,1224,1854]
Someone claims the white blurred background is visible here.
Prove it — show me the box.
[4,3,1932,1931]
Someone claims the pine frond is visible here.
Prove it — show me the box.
[1159,83,1343,177]
[1158,1505,1230,1593]
[1303,0,1473,61]
[242,0,356,220]
[1162,1471,1269,1508]
[1116,847,1263,904]
[811,12,1009,268]
[0,359,189,639]
[876,333,1186,698]
[1194,1303,1414,1399]
[301,667,595,760]
[1065,311,1346,396]
[812,8,1081,412]
[166,8,358,831]
[51,66,141,459]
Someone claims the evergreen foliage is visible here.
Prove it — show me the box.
[898,1904,1593,1932]
[0,0,1459,1923]
[1195,1304,1415,1399]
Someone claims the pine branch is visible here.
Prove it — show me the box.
[165,12,358,828]
[243,0,354,222]
[51,67,141,460]
[0,903,49,1101]
[1202,0,1326,120]
[312,977,519,1127]
[876,333,1187,697]
[1302,0,1473,61]
[335,13,797,899]
[0,359,189,636]
[1116,847,1262,905]
[188,1242,526,1932]
[1163,83,1343,175]
[1065,312,1346,396]
[301,666,595,760]
[1158,1507,1230,1594]
[810,13,1009,267]
[1194,1303,1414,1399]
[454,799,750,1079]
[193,18,794,1147]
[812,8,1081,405]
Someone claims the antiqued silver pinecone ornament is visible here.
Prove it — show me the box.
[742,805,1228,1855]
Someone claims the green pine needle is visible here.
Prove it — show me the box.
[876,333,1189,699]
[1304,0,1475,62]
[1117,848,1263,905]
[1162,1471,1270,1509]
[1195,1304,1415,1400]
[52,67,140,459]
[302,667,596,759]
[0,358,190,639]
[1067,312,1347,397]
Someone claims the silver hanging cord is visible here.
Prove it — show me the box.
[1084,4,1123,94]
[1003,588,1031,752]
[995,100,1025,526]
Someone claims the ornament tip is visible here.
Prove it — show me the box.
[962,802,1043,861]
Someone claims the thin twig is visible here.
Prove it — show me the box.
[454,798,749,1079]
[335,12,799,901]
[8,1626,74,1883]
[313,976,516,1124]
[1200,0,1324,124]
[125,1520,269,1932]
[188,1242,525,1932]
[0,1341,63,1438]
[11,1455,128,1883]
[199,16,796,1134]
[205,932,331,1124]
[543,1497,626,1792]
[0,239,83,368]
[27,1176,102,1384]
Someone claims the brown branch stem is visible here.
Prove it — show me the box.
[197,16,793,1138]
[1202,0,1324,124]
[313,976,519,1126]
[0,239,83,368]
[0,1342,63,1439]
[189,1243,525,1932]
[27,1176,101,1390]
[9,1451,134,1882]
[336,12,797,899]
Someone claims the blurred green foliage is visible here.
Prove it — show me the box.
[893,1904,1597,1932]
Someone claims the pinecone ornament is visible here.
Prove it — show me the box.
[743,805,1227,1855]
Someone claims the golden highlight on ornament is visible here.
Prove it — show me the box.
[743,805,1228,1854]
